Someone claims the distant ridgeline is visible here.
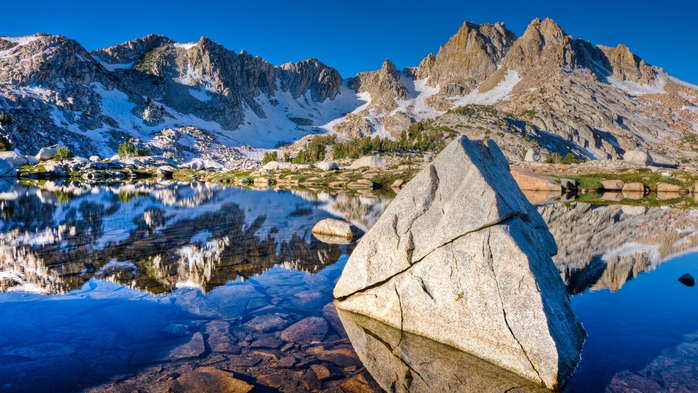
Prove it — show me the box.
[0,17,697,167]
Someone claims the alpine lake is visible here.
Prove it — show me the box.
[0,178,696,393]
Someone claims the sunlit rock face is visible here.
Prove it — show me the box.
[335,137,585,389]
[540,203,698,294]
[0,181,390,295]
[3,16,698,164]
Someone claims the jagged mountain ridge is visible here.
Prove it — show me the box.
[0,32,350,164]
[0,17,697,165]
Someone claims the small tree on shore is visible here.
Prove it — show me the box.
[0,134,11,151]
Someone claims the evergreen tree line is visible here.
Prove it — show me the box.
[284,121,454,164]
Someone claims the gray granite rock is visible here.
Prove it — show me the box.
[349,156,387,169]
[0,159,16,178]
[311,219,361,241]
[334,136,584,389]
[0,151,29,167]
[315,161,338,171]
[624,150,653,166]
[280,317,328,343]
[36,146,57,161]
[601,180,625,190]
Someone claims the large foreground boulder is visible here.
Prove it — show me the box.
[334,136,585,389]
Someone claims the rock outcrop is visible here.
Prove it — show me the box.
[334,136,585,389]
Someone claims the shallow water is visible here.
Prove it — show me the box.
[0,182,696,392]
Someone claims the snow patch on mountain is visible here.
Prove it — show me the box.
[394,74,444,121]
[174,43,197,50]
[189,87,212,102]
[607,73,666,96]
[448,70,521,106]
[0,35,43,58]
[667,74,698,92]
[233,80,369,147]
[91,55,134,72]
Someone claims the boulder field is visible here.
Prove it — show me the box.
[333,136,585,389]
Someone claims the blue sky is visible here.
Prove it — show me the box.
[3,0,697,84]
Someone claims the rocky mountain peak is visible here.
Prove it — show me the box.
[415,20,516,90]
[381,58,399,78]
[1,34,105,86]
[90,34,173,64]
[501,17,597,75]
[597,43,656,84]
[349,57,408,103]
[276,58,342,102]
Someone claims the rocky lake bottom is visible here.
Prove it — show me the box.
[0,180,696,392]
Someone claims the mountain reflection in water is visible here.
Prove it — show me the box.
[542,203,698,294]
[1,181,698,392]
[0,181,390,295]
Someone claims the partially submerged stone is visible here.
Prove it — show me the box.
[601,180,625,191]
[622,182,645,193]
[312,219,362,241]
[334,136,584,389]
[511,170,563,192]
[657,182,681,193]
[560,178,577,190]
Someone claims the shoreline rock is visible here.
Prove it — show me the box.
[334,136,585,389]
[312,219,363,242]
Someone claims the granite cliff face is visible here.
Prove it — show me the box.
[1,17,697,164]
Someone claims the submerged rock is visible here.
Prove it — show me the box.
[334,136,584,389]
[176,367,253,393]
[678,273,695,287]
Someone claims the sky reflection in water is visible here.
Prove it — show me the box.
[0,182,696,392]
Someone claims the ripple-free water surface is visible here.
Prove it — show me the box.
[0,182,697,392]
